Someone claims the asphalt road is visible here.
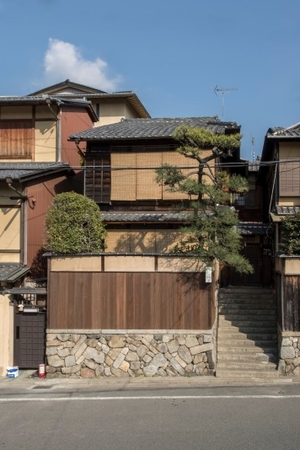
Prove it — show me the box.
[0,379,300,450]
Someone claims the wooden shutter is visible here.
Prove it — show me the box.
[0,120,34,159]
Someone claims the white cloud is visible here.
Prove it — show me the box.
[44,39,120,92]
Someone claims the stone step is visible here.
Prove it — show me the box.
[217,288,278,378]
[219,304,275,311]
[218,322,277,331]
[218,315,276,324]
[217,339,277,348]
[220,293,274,299]
[219,309,277,316]
[217,360,277,371]
[216,369,279,379]
[218,331,277,340]
[218,342,277,352]
[217,352,274,362]
[220,291,274,299]
[217,345,277,361]
[219,297,275,305]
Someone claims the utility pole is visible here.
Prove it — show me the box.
[214,85,238,120]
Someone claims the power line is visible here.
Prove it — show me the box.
[1,158,300,172]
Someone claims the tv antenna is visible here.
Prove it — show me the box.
[251,135,255,161]
[214,85,238,120]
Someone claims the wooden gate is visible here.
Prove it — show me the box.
[14,312,46,369]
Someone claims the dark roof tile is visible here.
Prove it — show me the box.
[0,162,73,181]
[238,222,271,235]
[267,122,300,138]
[70,117,240,141]
[275,206,300,215]
[101,211,188,223]
[0,263,30,282]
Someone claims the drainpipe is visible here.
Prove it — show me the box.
[268,145,279,252]
[21,189,27,265]
[45,97,61,162]
[5,178,28,265]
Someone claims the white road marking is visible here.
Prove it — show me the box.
[0,394,300,402]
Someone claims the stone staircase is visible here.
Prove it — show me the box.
[217,287,279,379]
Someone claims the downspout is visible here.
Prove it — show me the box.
[74,139,86,194]
[5,178,28,265]
[268,144,279,252]
[21,188,27,265]
[45,98,61,162]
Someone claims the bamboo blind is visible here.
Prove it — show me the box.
[111,153,137,201]
[136,153,163,200]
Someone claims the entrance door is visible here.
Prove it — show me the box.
[14,312,46,369]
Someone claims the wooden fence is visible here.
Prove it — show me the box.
[47,255,215,330]
[275,257,300,332]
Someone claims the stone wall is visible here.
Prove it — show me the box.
[46,331,215,378]
[278,334,300,376]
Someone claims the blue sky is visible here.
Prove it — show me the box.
[1,0,300,160]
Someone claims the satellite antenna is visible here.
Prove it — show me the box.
[214,85,238,120]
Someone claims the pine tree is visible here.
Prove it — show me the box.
[156,126,253,274]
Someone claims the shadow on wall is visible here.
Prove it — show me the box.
[114,230,179,253]
[30,247,48,280]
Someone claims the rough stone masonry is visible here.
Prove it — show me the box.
[279,335,300,377]
[46,331,215,378]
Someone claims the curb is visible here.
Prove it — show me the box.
[0,370,298,390]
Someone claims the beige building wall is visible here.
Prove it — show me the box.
[279,197,300,207]
[51,256,102,272]
[279,142,299,158]
[50,254,204,273]
[0,106,32,119]
[0,295,14,377]
[106,229,182,253]
[94,102,136,126]
[0,185,21,263]
[34,121,57,162]
[0,104,57,162]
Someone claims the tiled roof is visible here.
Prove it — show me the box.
[0,96,98,121]
[275,206,300,215]
[101,212,269,235]
[101,211,188,223]
[28,79,107,96]
[0,95,91,106]
[237,222,271,235]
[0,162,73,181]
[70,117,240,141]
[267,122,300,138]
[0,263,30,282]
[28,80,150,118]
[1,287,47,295]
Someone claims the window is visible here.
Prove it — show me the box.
[0,120,34,159]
